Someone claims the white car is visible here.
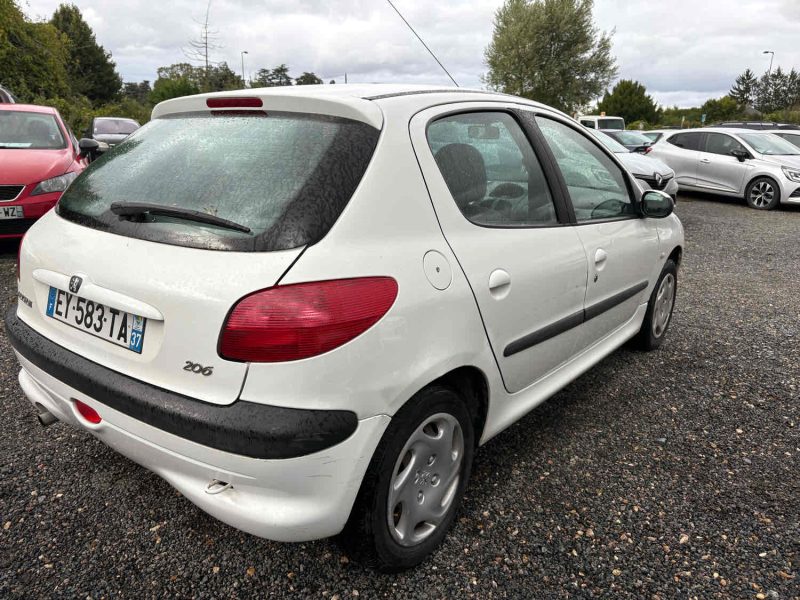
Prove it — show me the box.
[649,127,800,209]
[767,129,800,151]
[587,128,679,200]
[7,84,684,571]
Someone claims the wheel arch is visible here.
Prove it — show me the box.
[667,245,683,269]
[744,173,781,200]
[430,365,489,446]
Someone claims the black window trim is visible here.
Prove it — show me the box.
[423,108,572,230]
[517,111,642,226]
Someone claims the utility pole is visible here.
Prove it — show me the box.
[240,50,248,87]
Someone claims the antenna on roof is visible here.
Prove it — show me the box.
[385,0,459,87]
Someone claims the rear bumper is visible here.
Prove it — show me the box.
[7,306,390,541]
[5,306,357,459]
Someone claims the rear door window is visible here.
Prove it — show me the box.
[667,132,702,150]
[427,112,558,227]
[58,112,380,252]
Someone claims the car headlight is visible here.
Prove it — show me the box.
[30,171,79,196]
[782,166,800,183]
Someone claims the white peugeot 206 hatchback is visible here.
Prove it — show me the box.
[8,85,684,571]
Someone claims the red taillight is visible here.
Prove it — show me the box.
[74,400,101,424]
[206,97,263,108]
[644,146,653,154]
[219,277,398,362]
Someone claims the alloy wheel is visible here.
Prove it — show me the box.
[750,181,774,208]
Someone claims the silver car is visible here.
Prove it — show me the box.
[588,129,679,200]
[649,128,800,210]
[768,129,800,151]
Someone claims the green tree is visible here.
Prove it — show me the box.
[484,0,616,113]
[122,81,152,103]
[50,3,122,103]
[700,96,740,124]
[0,0,71,101]
[150,77,200,104]
[204,62,242,91]
[596,80,659,124]
[253,64,293,87]
[295,72,323,85]
[729,68,758,107]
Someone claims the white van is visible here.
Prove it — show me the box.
[579,114,625,130]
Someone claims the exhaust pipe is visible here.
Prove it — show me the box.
[37,409,58,427]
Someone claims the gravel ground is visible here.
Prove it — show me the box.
[1,194,798,599]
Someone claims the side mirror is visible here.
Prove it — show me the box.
[78,138,100,159]
[731,149,749,162]
[640,190,674,218]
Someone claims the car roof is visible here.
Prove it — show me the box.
[0,103,58,115]
[151,84,560,129]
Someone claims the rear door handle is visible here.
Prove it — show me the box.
[488,269,511,290]
[700,158,711,164]
[594,249,608,264]
[488,269,511,299]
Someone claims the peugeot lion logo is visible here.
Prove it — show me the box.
[69,276,83,294]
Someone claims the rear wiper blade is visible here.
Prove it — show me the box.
[110,202,251,234]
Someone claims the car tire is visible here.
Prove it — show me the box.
[745,177,780,210]
[340,385,475,572]
[633,259,678,351]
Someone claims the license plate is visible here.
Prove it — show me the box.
[45,287,146,353]
[0,206,24,219]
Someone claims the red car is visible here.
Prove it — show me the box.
[0,104,89,238]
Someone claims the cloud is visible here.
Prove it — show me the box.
[21,0,800,107]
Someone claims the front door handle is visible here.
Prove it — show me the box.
[700,158,711,164]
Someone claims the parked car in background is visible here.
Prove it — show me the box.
[0,104,88,238]
[602,130,654,153]
[649,128,800,209]
[768,129,800,150]
[7,84,683,571]
[640,130,672,144]
[0,85,17,103]
[714,121,800,131]
[587,129,678,200]
[84,116,140,148]
[578,114,625,130]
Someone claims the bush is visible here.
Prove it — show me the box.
[27,94,151,136]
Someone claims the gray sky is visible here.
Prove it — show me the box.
[20,0,800,108]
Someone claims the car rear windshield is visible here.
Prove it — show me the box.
[610,131,651,146]
[588,129,629,153]
[598,118,624,130]
[0,110,66,149]
[58,112,380,252]
[94,118,139,135]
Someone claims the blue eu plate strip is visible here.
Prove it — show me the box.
[46,287,56,317]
